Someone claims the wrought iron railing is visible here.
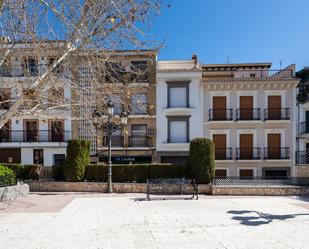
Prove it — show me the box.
[236,148,261,160]
[215,148,233,160]
[128,136,153,147]
[296,151,309,165]
[131,103,149,115]
[236,108,261,121]
[264,108,290,120]
[209,109,233,121]
[0,130,70,143]
[264,147,290,160]
[103,136,124,147]
[299,121,309,134]
[212,177,309,186]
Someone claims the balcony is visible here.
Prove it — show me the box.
[296,151,309,165]
[215,148,233,160]
[128,136,153,147]
[264,147,290,160]
[209,109,233,121]
[299,122,309,134]
[131,104,149,115]
[236,108,261,121]
[103,136,124,147]
[236,148,261,160]
[264,108,290,121]
[0,130,70,143]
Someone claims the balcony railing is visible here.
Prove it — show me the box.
[215,148,233,160]
[236,108,261,121]
[103,136,124,147]
[131,104,149,115]
[209,109,233,121]
[264,147,290,160]
[236,148,261,160]
[296,151,309,165]
[128,136,153,147]
[299,122,309,134]
[264,108,290,121]
[213,177,309,186]
[0,130,70,142]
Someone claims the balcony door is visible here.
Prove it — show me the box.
[50,120,64,142]
[131,124,147,147]
[267,134,281,159]
[213,134,226,160]
[213,96,226,120]
[268,96,281,120]
[240,134,253,159]
[24,120,38,142]
[240,96,253,120]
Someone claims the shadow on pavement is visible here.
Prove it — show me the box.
[228,210,309,226]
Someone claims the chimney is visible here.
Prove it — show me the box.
[192,54,198,66]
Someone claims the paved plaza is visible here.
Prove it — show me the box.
[0,193,309,249]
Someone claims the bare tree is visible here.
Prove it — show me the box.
[0,0,162,129]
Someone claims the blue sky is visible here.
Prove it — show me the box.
[152,0,309,70]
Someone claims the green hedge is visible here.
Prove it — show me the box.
[188,138,215,184]
[2,164,41,180]
[0,164,16,186]
[53,163,190,183]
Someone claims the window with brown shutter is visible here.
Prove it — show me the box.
[268,96,281,120]
[213,96,226,120]
[239,96,253,120]
[267,133,281,159]
[213,134,226,160]
[239,134,253,159]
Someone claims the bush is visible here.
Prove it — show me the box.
[64,139,90,181]
[0,164,16,186]
[188,138,215,184]
[84,163,188,183]
[3,164,40,180]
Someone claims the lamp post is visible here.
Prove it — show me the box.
[92,100,128,193]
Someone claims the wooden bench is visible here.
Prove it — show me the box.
[146,178,198,201]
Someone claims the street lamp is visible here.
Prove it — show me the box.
[92,102,128,193]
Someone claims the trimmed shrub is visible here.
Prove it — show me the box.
[64,139,90,181]
[188,138,215,184]
[0,164,16,186]
[3,164,40,180]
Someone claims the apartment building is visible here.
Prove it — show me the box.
[0,41,71,166]
[156,55,203,163]
[74,50,157,164]
[157,57,299,177]
[295,67,309,176]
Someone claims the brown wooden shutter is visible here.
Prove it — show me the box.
[268,96,281,119]
[240,134,253,159]
[239,169,253,179]
[267,133,281,159]
[213,96,226,120]
[240,96,253,120]
[213,134,226,160]
[215,169,227,177]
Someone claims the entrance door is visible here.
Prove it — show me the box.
[268,96,281,120]
[240,96,253,120]
[213,96,226,120]
[24,120,39,142]
[213,134,226,160]
[239,134,253,159]
[267,134,281,159]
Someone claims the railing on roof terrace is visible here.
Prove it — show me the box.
[230,69,295,79]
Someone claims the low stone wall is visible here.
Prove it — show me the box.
[212,186,309,196]
[295,166,309,177]
[28,181,212,194]
[0,183,30,202]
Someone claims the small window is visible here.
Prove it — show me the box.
[104,61,125,83]
[130,61,149,82]
[168,117,189,143]
[239,169,253,179]
[250,73,256,78]
[23,57,38,76]
[215,169,227,178]
[33,149,44,165]
[131,93,147,114]
[107,95,122,114]
[48,57,63,74]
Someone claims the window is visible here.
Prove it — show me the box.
[0,88,11,110]
[0,121,11,142]
[33,149,44,165]
[167,82,189,108]
[104,61,125,83]
[23,57,38,76]
[215,169,227,178]
[130,124,147,147]
[49,120,64,142]
[48,57,63,74]
[168,117,189,143]
[48,87,65,107]
[23,89,38,109]
[131,93,147,114]
[107,95,122,114]
[130,61,149,82]
[239,169,254,179]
